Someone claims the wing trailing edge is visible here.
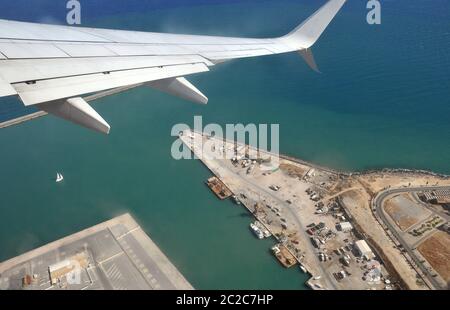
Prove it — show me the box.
[14,63,209,106]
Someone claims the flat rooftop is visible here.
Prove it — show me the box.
[0,213,193,290]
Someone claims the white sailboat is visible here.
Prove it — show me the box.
[56,173,64,183]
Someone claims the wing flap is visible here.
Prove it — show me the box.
[14,63,209,106]
[0,55,212,84]
[56,43,118,57]
[0,42,69,59]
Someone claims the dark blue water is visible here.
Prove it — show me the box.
[0,0,449,289]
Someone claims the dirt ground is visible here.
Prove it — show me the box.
[384,194,430,231]
[279,163,308,179]
[418,231,450,286]
[340,190,425,290]
[357,172,450,194]
[385,202,416,230]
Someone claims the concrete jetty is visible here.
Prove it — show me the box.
[180,130,438,290]
[179,130,333,289]
[0,213,193,290]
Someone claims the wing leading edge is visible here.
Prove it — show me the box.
[0,0,346,134]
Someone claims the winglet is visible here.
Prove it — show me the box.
[281,0,347,49]
[299,49,321,73]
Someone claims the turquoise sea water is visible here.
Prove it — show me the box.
[0,1,449,289]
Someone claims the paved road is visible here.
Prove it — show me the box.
[373,186,450,290]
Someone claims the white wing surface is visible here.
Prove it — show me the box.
[0,0,346,134]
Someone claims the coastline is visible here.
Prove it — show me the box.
[180,130,450,290]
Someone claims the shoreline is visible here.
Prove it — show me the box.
[181,130,450,290]
[189,130,450,179]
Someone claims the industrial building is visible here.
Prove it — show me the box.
[354,240,374,260]
[337,222,353,232]
[419,189,450,204]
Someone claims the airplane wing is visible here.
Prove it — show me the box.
[0,0,346,134]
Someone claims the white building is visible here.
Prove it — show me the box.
[354,240,374,259]
[338,222,353,232]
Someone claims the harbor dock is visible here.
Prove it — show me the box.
[179,130,425,290]
[0,214,193,290]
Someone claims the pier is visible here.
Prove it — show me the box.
[178,130,447,290]
[179,131,328,288]
[0,214,193,290]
